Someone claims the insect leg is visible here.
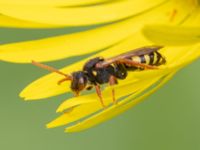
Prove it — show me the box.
[95,85,106,108]
[118,59,158,69]
[109,75,117,104]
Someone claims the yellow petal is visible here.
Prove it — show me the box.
[0,0,193,63]
[0,0,165,26]
[169,43,200,68]
[47,42,200,130]
[44,42,200,129]
[47,74,163,128]
[66,72,176,132]
[142,25,200,45]
[0,0,109,6]
[20,72,71,100]
[183,8,200,26]
[0,14,60,28]
[12,0,200,132]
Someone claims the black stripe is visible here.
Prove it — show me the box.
[155,52,161,65]
[140,55,146,63]
[149,52,154,65]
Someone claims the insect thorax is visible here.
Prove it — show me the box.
[83,57,112,84]
[83,57,128,85]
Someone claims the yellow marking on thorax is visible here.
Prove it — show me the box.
[92,70,97,76]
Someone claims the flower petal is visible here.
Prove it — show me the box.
[0,0,109,6]
[183,8,200,25]
[142,25,200,45]
[0,0,193,63]
[0,0,165,26]
[20,72,71,100]
[66,72,176,132]
[47,73,163,128]
[41,43,200,129]
[0,14,62,28]
[56,69,169,113]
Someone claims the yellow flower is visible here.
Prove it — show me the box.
[0,0,200,132]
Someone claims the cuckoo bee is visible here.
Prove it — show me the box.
[32,46,166,107]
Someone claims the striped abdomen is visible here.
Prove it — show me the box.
[124,51,166,71]
[111,51,166,80]
[132,51,166,66]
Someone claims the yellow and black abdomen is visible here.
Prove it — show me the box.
[144,51,165,66]
[127,51,166,70]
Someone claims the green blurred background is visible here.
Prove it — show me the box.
[0,28,200,150]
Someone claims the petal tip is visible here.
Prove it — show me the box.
[64,128,74,133]
[64,128,68,133]
[21,96,31,101]
[46,123,54,129]
[56,104,65,113]
[19,93,28,101]
[19,90,30,100]
[56,107,62,113]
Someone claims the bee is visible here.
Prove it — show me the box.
[32,46,166,107]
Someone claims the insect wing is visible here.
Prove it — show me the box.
[103,46,163,65]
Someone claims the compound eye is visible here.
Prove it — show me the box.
[70,71,87,93]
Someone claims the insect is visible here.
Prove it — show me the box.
[32,46,166,108]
